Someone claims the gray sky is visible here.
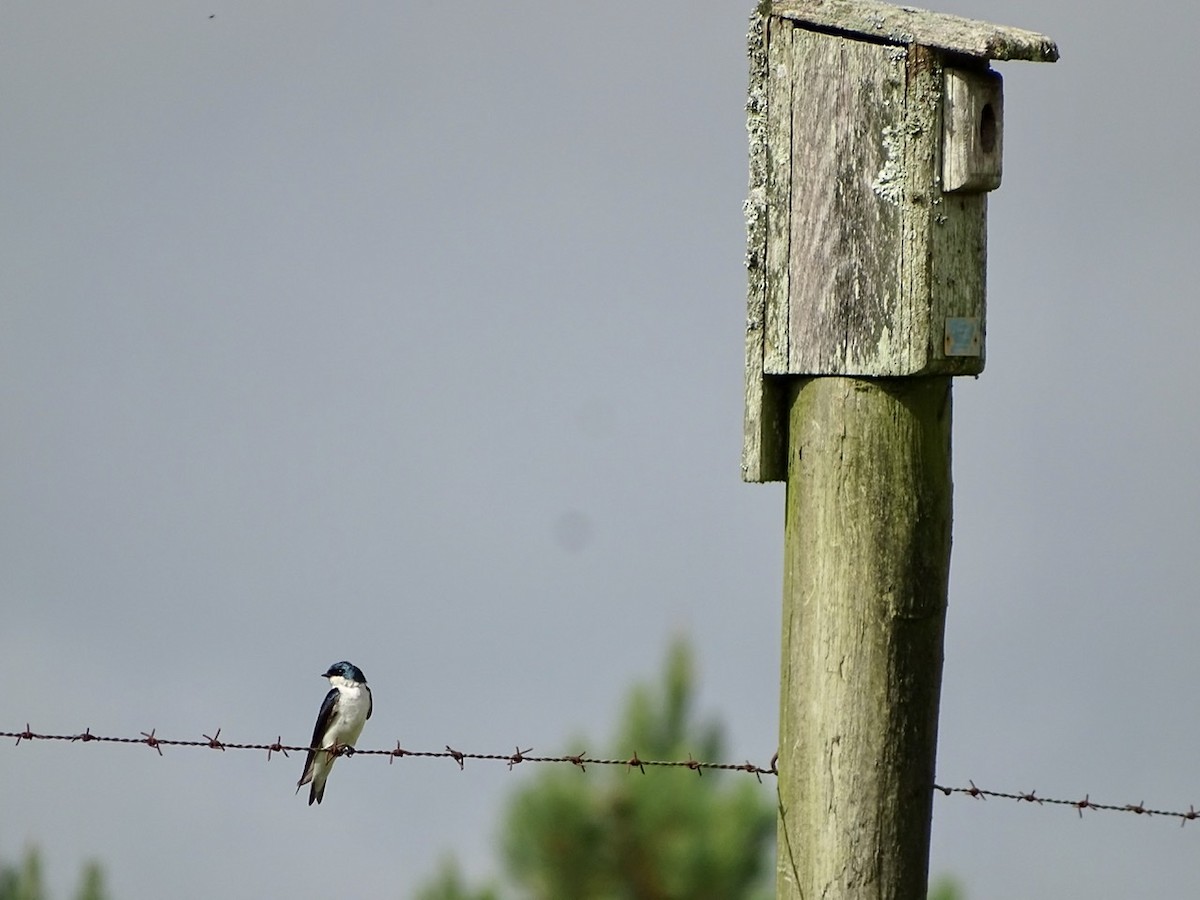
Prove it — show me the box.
[2,1,1198,897]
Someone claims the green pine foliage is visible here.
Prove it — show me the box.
[412,858,501,900]
[0,847,45,900]
[0,848,109,900]
[927,876,966,900]
[414,638,776,900]
[72,863,108,900]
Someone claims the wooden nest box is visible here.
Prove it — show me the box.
[743,0,1057,482]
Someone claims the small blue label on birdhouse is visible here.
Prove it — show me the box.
[944,317,981,356]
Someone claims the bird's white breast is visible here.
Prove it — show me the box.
[329,681,371,745]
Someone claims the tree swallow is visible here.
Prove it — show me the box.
[296,660,373,806]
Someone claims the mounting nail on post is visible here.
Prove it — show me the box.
[742,2,1057,897]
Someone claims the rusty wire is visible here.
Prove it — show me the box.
[0,725,776,779]
[932,780,1200,826]
[5,725,1198,825]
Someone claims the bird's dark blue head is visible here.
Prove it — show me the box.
[323,660,367,684]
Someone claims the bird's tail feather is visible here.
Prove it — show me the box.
[309,767,330,805]
[296,749,317,792]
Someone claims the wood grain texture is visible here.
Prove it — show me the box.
[897,44,941,374]
[929,191,987,369]
[778,38,986,380]
[772,0,1059,62]
[786,32,906,374]
[943,67,1003,193]
[763,16,795,376]
[904,45,987,376]
[777,376,952,900]
[743,11,789,482]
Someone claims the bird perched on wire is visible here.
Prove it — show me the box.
[296,661,373,805]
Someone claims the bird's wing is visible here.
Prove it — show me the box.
[310,687,340,748]
[366,685,373,720]
[297,687,340,790]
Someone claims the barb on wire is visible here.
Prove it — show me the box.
[8,726,1199,824]
[0,727,776,778]
[933,781,1200,827]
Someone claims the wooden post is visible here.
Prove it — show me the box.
[778,376,951,897]
[742,2,1057,896]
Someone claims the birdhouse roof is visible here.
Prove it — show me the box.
[770,0,1058,62]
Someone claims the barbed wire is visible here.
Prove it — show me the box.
[6,726,1198,825]
[0,725,777,779]
[931,781,1200,827]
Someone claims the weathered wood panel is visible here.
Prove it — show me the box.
[771,0,1059,62]
[943,67,1003,193]
[897,44,940,374]
[763,16,795,376]
[890,46,987,376]
[743,11,789,483]
[930,191,988,369]
[787,32,906,374]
